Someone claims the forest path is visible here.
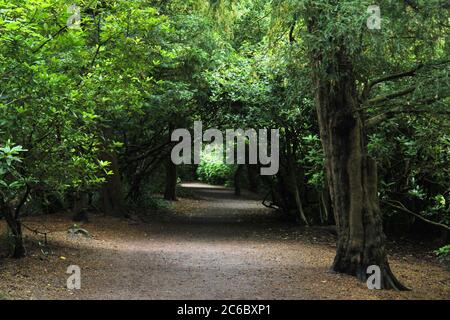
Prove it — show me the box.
[77,182,324,299]
[1,182,449,299]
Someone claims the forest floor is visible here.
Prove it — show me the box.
[0,182,449,300]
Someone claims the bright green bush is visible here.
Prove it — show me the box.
[196,147,236,185]
[197,161,236,185]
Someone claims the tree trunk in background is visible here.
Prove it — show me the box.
[164,157,177,201]
[72,191,89,222]
[101,151,125,216]
[100,126,125,216]
[310,44,406,289]
[286,143,309,225]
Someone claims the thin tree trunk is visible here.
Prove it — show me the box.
[12,220,26,258]
[286,142,309,225]
[320,174,334,225]
[320,190,329,224]
[292,181,308,225]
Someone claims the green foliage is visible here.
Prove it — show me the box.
[132,189,172,211]
[0,0,115,202]
[435,245,450,265]
[0,0,448,249]
[369,116,450,227]
[0,141,26,180]
[197,162,235,185]
[196,151,236,185]
[0,140,28,201]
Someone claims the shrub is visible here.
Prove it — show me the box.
[197,161,236,185]
[196,147,236,185]
[435,244,450,266]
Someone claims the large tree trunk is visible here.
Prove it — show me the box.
[164,157,177,201]
[312,47,407,289]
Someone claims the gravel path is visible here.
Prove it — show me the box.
[1,182,449,299]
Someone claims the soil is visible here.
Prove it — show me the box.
[0,182,449,300]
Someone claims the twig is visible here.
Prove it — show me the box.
[21,223,50,245]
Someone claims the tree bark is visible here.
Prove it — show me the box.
[100,151,125,215]
[99,126,125,216]
[11,220,26,258]
[310,45,407,289]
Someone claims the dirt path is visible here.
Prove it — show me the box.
[0,182,449,299]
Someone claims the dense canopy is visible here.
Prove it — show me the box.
[0,0,449,294]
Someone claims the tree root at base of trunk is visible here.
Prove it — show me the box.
[330,262,410,291]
